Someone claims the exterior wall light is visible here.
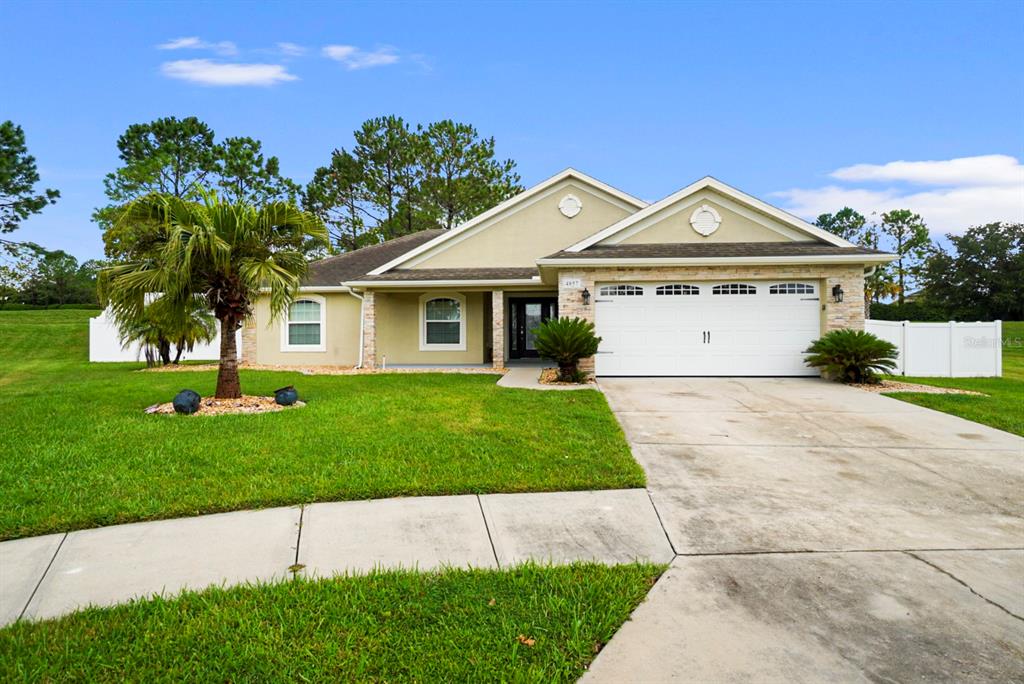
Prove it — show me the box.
[581,287,591,306]
[832,284,844,303]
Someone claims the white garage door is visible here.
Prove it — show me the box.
[594,281,821,376]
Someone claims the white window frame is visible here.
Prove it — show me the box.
[598,284,644,297]
[419,292,466,352]
[280,294,327,352]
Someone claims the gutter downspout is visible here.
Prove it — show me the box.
[349,288,365,369]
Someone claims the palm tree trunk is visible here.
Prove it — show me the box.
[215,315,242,398]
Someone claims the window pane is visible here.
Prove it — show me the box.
[426,321,460,344]
[290,300,321,322]
[289,323,321,345]
[425,298,460,321]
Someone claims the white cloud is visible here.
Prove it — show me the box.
[831,154,1024,188]
[277,42,308,57]
[322,44,399,70]
[160,59,298,86]
[773,155,1024,235]
[157,37,238,56]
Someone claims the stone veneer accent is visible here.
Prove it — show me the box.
[557,264,867,376]
[361,290,376,369]
[491,289,505,370]
[241,317,257,362]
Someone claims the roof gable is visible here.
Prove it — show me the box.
[303,229,444,286]
[368,168,646,274]
[565,177,852,252]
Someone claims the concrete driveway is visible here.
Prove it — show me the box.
[585,378,1024,683]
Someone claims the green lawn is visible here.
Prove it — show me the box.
[0,310,643,540]
[0,563,664,682]
[883,321,1024,437]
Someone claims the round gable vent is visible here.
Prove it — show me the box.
[689,204,722,236]
[558,194,583,218]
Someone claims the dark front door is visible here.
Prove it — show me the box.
[510,298,558,358]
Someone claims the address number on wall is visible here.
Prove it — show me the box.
[560,278,582,288]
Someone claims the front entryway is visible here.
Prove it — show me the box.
[509,298,558,359]
[594,281,821,376]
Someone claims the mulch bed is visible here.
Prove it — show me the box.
[145,395,306,416]
[851,379,985,396]
[539,368,594,386]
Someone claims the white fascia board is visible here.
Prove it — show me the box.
[258,285,351,293]
[536,253,898,268]
[366,168,647,275]
[565,176,854,252]
[343,278,543,289]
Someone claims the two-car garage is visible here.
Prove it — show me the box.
[593,281,822,376]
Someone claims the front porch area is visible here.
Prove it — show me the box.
[359,288,558,371]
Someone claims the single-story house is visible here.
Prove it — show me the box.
[244,169,895,376]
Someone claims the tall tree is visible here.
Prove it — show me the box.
[303,149,373,251]
[814,207,867,243]
[307,117,521,251]
[921,222,1023,321]
[352,116,421,240]
[878,209,931,305]
[99,192,326,397]
[0,121,59,237]
[420,120,521,230]
[218,136,300,204]
[97,117,299,258]
[815,207,893,316]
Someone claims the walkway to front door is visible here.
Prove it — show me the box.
[509,298,557,359]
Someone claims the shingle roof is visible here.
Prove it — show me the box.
[303,230,445,286]
[543,242,891,260]
[352,268,539,283]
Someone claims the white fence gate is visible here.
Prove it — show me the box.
[89,309,242,363]
[865,320,1002,377]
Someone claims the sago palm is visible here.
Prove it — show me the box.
[804,329,898,384]
[531,317,602,382]
[99,192,326,397]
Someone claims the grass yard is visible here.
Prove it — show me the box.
[0,311,643,540]
[0,562,664,682]
[883,321,1024,437]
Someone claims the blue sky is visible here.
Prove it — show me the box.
[3,0,1022,261]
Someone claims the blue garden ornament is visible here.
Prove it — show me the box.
[274,385,299,406]
[172,389,201,415]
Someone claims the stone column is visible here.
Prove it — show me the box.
[491,289,505,370]
[825,266,866,332]
[557,270,597,376]
[361,290,376,369]
[241,317,257,364]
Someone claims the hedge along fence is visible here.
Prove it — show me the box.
[866,319,1003,377]
[0,303,103,310]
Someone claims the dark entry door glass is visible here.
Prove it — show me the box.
[510,298,557,358]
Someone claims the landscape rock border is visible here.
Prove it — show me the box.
[145,395,307,416]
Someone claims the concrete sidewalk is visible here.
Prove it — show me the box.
[0,488,673,625]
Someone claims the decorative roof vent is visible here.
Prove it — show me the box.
[558,194,583,218]
[689,204,722,237]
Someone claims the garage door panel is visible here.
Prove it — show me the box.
[595,280,820,377]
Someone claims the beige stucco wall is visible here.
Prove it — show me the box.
[557,264,867,376]
[375,290,486,365]
[409,181,638,269]
[251,292,362,366]
[607,189,803,245]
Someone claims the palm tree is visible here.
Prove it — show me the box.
[99,192,326,397]
[118,294,217,367]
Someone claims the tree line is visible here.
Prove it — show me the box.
[814,208,1022,321]
[98,115,521,259]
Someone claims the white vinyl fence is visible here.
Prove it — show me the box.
[89,309,242,363]
[865,319,1002,377]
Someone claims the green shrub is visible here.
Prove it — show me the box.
[531,317,602,382]
[804,329,898,383]
[868,301,950,322]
